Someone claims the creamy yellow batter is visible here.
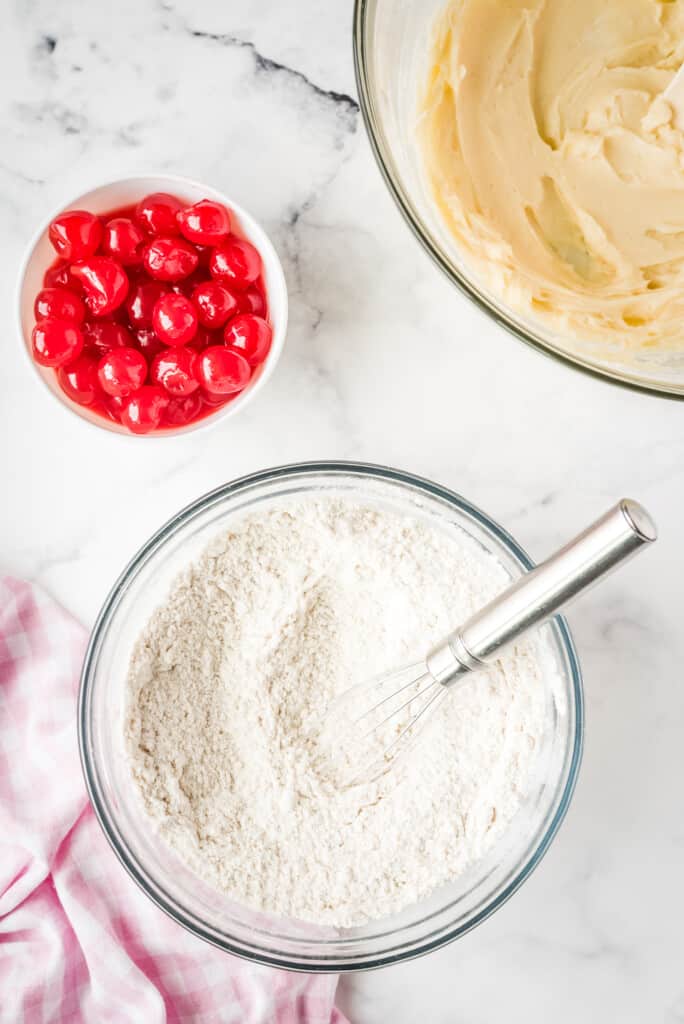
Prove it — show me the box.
[419,0,684,351]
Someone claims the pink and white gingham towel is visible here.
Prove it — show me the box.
[0,577,349,1024]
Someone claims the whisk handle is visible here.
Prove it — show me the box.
[435,499,656,683]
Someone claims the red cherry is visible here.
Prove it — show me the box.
[83,320,133,356]
[126,280,168,328]
[111,301,132,325]
[224,314,272,366]
[120,386,169,433]
[104,394,126,422]
[237,285,267,317]
[135,328,164,360]
[143,237,199,281]
[71,258,129,317]
[196,346,251,396]
[135,193,182,236]
[102,217,144,266]
[209,238,261,289]
[171,269,204,298]
[187,326,216,351]
[48,210,103,261]
[192,281,239,328]
[44,261,82,292]
[194,244,212,269]
[151,347,199,396]
[97,346,147,397]
[164,391,203,425]
[177,200,231,246]
[57,353,100,405]
[32,320,83,367]
[34,287,86,324]
[200,388,232,406]
[152,293,198,345]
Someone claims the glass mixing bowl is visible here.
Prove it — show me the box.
[353,0,684,399]
[79,462,583,971]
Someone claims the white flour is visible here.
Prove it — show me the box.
[125,497,558,927]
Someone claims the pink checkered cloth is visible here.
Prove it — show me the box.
[0,577,349,1024]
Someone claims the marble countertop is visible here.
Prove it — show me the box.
[2,1,683,1020]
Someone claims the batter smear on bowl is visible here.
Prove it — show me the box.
[418,0,684,354]
[125,498,563,927]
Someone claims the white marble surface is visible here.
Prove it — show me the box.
[2,2,683,1021]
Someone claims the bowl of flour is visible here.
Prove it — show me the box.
[79,462,583,970]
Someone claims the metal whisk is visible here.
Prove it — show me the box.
[326,499,657,788]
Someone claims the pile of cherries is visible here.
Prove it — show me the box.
[31,193,272,433]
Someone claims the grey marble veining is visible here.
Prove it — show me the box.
[2,2,683,1021]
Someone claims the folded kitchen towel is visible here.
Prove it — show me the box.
[0,576,348,1024]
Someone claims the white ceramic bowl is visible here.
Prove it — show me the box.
[16,174,288,436]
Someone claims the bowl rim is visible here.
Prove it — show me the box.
[15,172,289,439]
[78,460,584,972]
[352,0,684,402]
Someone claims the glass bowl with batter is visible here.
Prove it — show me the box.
[79,462,583,970]
[354,0,684,397]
